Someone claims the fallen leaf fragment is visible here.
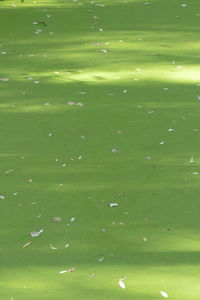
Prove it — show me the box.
[0,78,9,81]
[118,193,126,197]
[160,291,168,298]
[5,169,14,174]
[50,244,58,250]
[108,203,119,207]
[146,156,152,160]
[30,229,44,237]
[59,267,75,274]
[67,101,76,105]
[52,217,62,222]
[98,257,104,262]
[189,156,195,163]
[119,280,126,289]
[76,102,84,107]
[100,49,107,53]
[119,277,127,289]
[23,241,32,248]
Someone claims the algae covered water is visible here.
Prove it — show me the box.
[0,0,200,299]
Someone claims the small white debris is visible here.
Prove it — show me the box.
[59,270,68,274]
[100,49,108,53]
[147,156,152,160]
[0,195,5,200]
[109,203,119,207]
[76,102,84,107]
[99,28,104,32]
[119,280,126,289]
[196,96,200,100]
[78,155,82,160]
[181,3,187,6]
[34,29,43,34]
[59,267,75,274]
[160,291,168,298]
[98,257,104,262]
[67,101,76,105]
[50,244,58,250]
[160,141,165,145]
[193,172,199,175]
[189,156,195,163]
[71,217,75,222]
[30,229,44,237]
[64,244,69,248]
[112,148,118,152]
[163,88,169,91]
[168,128,174,132]
[0,78,9,81]
[48,133,53,136]
[123,89,128,93]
